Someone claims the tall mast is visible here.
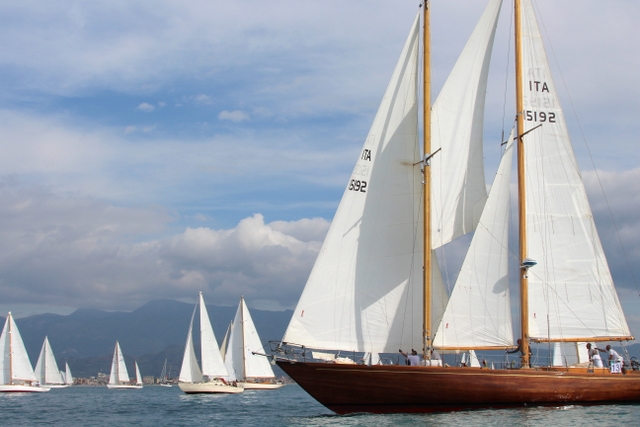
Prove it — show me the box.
[240,296,246,381]
[514,0,530,367]
[8,313,13,384]
[422,0,432,359]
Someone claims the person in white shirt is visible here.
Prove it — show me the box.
[606,345,624,365]
[586,343,603,368]
[399,349,420,366]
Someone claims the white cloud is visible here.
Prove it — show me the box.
[137,102,155,112]
[218,110,249,122]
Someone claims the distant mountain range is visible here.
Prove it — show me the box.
[2,299,292,379]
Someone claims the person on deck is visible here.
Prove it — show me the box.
[605,345,624,366]
[507,339,532,367]
[399,349,420,366]
[586,343,604,368]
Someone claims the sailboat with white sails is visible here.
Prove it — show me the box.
[273,0,640,413]
[34,336,68,388]
[107,340,143,389]
[224,297,284,390]
[178,292,243,394]
[0,312,50,392]
[62,361,73,386]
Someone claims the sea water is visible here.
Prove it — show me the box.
[0,385,638,426]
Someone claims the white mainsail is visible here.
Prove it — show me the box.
[433,134,515,349]
[224,297,276,382]
[0,313,38,385]
[283,13,423,353]
[34,336,65,385]
[519,0,630,342]
[430,0,503,249]
[109,341,130,385]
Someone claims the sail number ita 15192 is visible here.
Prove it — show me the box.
[349,179,367,193]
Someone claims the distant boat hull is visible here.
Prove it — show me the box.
[179,381,243,394]
[0,384,50,393]
[241,381,285,390]
[160,383,173,388]
[45,384,70,389]
[107,384,143,390]
[277,360,640,414]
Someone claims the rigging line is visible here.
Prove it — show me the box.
[533,1,640,298]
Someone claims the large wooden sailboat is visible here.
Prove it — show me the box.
[274,0,640,413]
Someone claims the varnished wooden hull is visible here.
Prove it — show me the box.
[276,360,640,413]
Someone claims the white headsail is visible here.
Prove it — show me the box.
[179,304,202,383]
[430,0,503,249]
[433,134,515,349]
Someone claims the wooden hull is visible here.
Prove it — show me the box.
[276,360,640,414]
[178,381,244,394]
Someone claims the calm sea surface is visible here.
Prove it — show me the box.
[0,384,638,426]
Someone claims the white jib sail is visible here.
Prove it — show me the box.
[179,304,202,383]
[433,134,515,349]
[65,362,73,385]
[0,313,38,384]
[135,362,142,385]
[35,336,64,385]
[198,292,228,378]
[430,0,503,248]
[519,0,630,341]
[283,13,425,353]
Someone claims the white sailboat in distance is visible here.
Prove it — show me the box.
[107,340,142,389]
[225,297,284,389]
[0,312,50,392]
[178,292,243,394]
[34,336,68,388]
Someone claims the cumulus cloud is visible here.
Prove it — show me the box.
[137,102,155,112]
[0,183,328,312]
[218,110,249,122]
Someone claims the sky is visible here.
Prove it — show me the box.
[0,0,639,335]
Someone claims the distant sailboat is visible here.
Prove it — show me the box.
[225,297,283,390]
[178,292,243,394]
[107,341,142,389]
[159,359,172,387]
[0,312,49,392]
[63,362,73,386]
[34,336,68,388]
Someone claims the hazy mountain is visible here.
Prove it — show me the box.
[1,300,292,378]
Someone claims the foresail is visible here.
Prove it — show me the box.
[0,316,9,384]
[108,342,119,385]
[199,293,228,377]
[224,308,242,381]
[430,0,503,248]
[240,299,276,378]
[433,134,515,349]
[283,13,425,353]
[520,0,631,341]
[179,304,202,383]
